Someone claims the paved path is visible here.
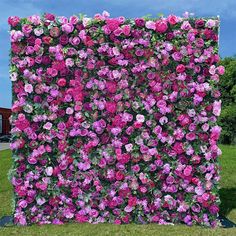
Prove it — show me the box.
[0,143,10,151]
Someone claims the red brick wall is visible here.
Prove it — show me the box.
[0,108,11,135]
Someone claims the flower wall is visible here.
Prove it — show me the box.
[9,12,224,227]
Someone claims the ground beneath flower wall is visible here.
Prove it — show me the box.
[0,145,236,236]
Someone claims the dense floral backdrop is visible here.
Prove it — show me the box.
[8,11,224,227]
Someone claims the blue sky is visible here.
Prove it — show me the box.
[0,0,236,108]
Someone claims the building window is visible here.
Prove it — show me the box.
[0,114,2,134]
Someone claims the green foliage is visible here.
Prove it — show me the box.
[219,104,236,144]
[218,57,236,144]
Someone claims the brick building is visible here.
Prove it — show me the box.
[0,107,11,135]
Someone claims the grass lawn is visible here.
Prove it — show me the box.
[0,145,236,236]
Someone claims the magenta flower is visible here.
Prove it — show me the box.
[155,19,168,33]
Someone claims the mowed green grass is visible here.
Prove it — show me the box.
[0,145,235,236]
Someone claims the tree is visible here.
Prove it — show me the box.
[218,57,236,144]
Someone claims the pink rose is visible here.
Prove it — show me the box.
[117,153,130,164]
[210,126,221,140]
[213,100,221,116]
[183,165,193,176]
[106,101,117,113]
[195,19,205,28]
[135,18,145,27]
[139,186,147,193]
[65,58,74,67]
[178,114,191,127]
[156,99,167,108]
[116,171,125,181]
[10,30,24,42]
[57,78,67,87]
[209,65,216,75]
[166,176,175,184]
[202,193,209,201]
[123,208,133,218]
[206,19,216,28]
[15,118,30,131]
[106,81,117,93]
[128,196,137,207]
[75,214,89,223]
[155,20,168,33]
[149,148,157,156]
[126,126,134,135]
[22,24,33,36]
[45,166,53,176]
[145,21,156,30]
[44,13,55,21]
[47,67,58,77]
[52,219,64,225]
[42,56,51,65]
[173,142,184,154]
[70,37,80,46]
[28,15,41,25]
[61,23,74,34]
[209,205,219,214]
[167,15,178,25]
[217,65,225,75]
[18,199,28,208]
[114,28,122,36]
[37,197,46,205]
[172,52,183,61]
[122,24,131,36]
[66,107,74,115]
[195,186,204,195]
[50,26,60,38]
[69,15,79,25]
[102,25,111,35]
[35,182,47,191]
[195,38,205,48]
[186,132,196,141]
[57,122,66,130]
[24,84,33,93]
[181,21,192,30]
[8,16,20,27]
[176,64,186,73]
[135,48,144,57]
[106,18,120,31]
[89,209,99,218]
[111,127,122,136]
[27,156,37,165]
[59,34,69,45]
[59,161,68,170]
[125,143,133,152]
[202,123,209,132]
[43,122,52,130]
[98,158,106,168]
[132,164,140,172]
[136,114,145,123]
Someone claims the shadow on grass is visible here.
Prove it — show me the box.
[220,188,236,217]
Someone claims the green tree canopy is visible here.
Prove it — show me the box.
[218,57,236,144]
